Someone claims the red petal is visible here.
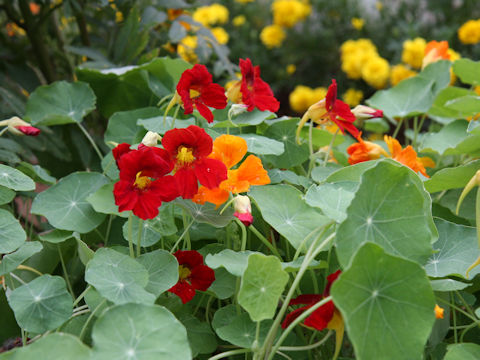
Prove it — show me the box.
[173,250,205,268]
[200,83,227,109]
[194,99,215,123]
[152,175,178,202]
[234,211,253,226]
[333,99,356,122]
[162,125,213,159]
[194,158,227,189]
[190,264,215,291]
[113,180,138,212]
[168,280,196,304]
[325,79,337,110]
[132,191,163,220]
[174,168,198,199]
[281,306,309,329]
[324,270,342,296]
[303,300,335,331]
[16,125,40,136]
[289,294,323,306]
[112,143,132,166]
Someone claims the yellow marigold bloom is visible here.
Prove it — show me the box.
[115,11,123,23]
[193,4,229,27]
[362,56,390,89]
[447,48,461,62]
[236,0,254,3]
[272,0,311,28]
[177,36,198,63]
[311,87,327,103]
[289,85,314,113]
[233,15,246,26]
[286,64,296,74]
[260,24,286,49]
[343,88,363,107]
[402,38,426,69]
[475,86,480,96]
[355,38,377,53]
[351,17,364,30]
[340,39,379,80]
[458,19,480,45]
[211,27,229,44]
[390,64,417,86]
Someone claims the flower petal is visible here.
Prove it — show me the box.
[168,280,196,304]
[194,158,228,189]
[190,264,215,291]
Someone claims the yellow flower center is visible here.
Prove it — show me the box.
[134,172,151,190]
[176,146,195,166]
[189,89,201,99]
[178,265,192,280]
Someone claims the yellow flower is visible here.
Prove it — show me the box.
[260,24,286,48]
[235,0,254,3]
[401,38,426,69]
[475,86,480,96]
[177,36,198,63]
[272,0,311,28]
[115,11,123,23]
[458,19,480,45]
[286,64,296,74]
[342,88,363,107]
[233,15,246,26]
[211,27,229,44]
[390,64,417,86]
[447,48,461,85]
[193,4,229,27]
[289,85,314,113]
[340,39,379,80]
[362,56,390,89]
[351,17,364,30]
[311,87,328,104]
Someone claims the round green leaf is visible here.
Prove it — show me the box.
[444,343,480,360]
[91,303,191,360]
[331,243,436,360]
[212,109,275,128]
[137,249,179,297]
[336,160,436,268]
[38,229,74,244]
[0,186,15,205]
[425,218,480,279]
[205,249,255,277]
[237,134,285,155]
[138,116,195,135]
[215,312,272,348]
[2,333,91,360]
[452,58,480,86]
[7,275,73,333]
[305,182,356,223]
[26,81,96,126]
[178,314,217,356]
[17,162,56,185]
[238,254,289,321]
[31,172,109,233]
[268,169,311,188]
[424,160,480,193]
[0,164,35,191]
[0,241,43,276]
[421,120,469,155]
[249,184,330,250]
[0,209,26,254]
[430,279,470,292]
[208,268,236,299]
[85,248,155,304]
[87,182,129,218]
[175,199,234,228]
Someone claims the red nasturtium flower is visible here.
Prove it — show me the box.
[170,64,227,123]
[168,250,215,304]
[193,134,270,207]
[227,58,280,113]
[282,270,344,360]
[0,117,40,136]
[162,125,228,199]
[113,144,178,220]
[296,79,359,143]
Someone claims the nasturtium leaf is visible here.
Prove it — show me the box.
[452,58,480,86]
[336,160,436,268]
[237,134,285,155]
[249,184,330,250]
[7,275,73,333]
[331,243,436,360]
[212,304,238,330]
[208,268,236,299]
[205,249,255,277]
[310,163,343,183]
[138,116,195,134]
[137,249,178,297]
[305,182,356,223]
[0,241,43,276]
[85,248,155,305]
[421,120,469,155]
[38,229,74,244]
[87,182,129,218]
[26,81,96,126]
[84,287,109,318]
[428,86,476,123]
[101,152,119,180]
[0,164,35,191]
[444,343,480,360]
[122,205,177,247]
[0,333,92,360]
[238,254,289,321]
[0,209,26,254]
[425,160,480,193]
[299,126,345,148]
[91,303,191,360]
[425,218,480,279]
[31,172,109,233]
[175,199,234,228]
[281,256,325,272]
[104,107,159,146]
[325,160,377,183]
[74,232,94,266]
[212,109,275,128]
[0,186,15,205]
[263,118,309,168]
[178,314,217,356]
[430,279,470,291]
[17,162,56,185]
[215,312,272,348]
[267,169,311,188]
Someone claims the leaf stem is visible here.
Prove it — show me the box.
[79,299,107,341]
[278,331,332,351]
[57,244,74,297]
[73,286,91,307]
[128,213,135,258]
[77,123,103,161]
[250,225,282,258]
[170,219,195,253]
[136,219,144,257]
[208,349,252,360]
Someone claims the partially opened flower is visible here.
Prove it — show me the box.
[162,125,228,199]
[168,250,215,304]
[193,134,270,206]
[422,40,450,69]
[296,79,359,143]
[384,136,434,177]
[233,195,253,226]
[347,133,388,165]
[113,145,178,220]
[282,270,344,360]
[168,64,227,123]
[227,58,280,113]
[351,105,383,121]
[0,116,40,136]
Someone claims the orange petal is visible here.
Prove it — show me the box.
[210,134,248,169]
[395,146,429,177]
[384,135,402,158]
[192,186,229,207]
[221,170,251,194]
[236,155,271,186]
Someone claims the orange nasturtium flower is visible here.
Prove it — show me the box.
[347,133,388,165]
[384,136,434,177]
[434,304,444,319]
[193,134,270,206]
[422,40,450,69]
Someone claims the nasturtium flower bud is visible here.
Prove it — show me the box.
[0,116,40,136]
[233,195,253,226]
[141,131,161,147]
[351,105,383,121]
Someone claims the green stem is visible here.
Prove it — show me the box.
[412,116,418,149]
[219,196,235,215]
[205,295,215,323]
[73,286,91,307]
[309,269,319,294]
[392,118,404,139]
[21,329,27,346]
[451,292,458,343]
[454,290,478,322]
[77,123,103,161]
[323,128,339,167]
[128,213,135,258]
[250,225,282,258]
[171,104,181,130]
[208,349,251,360]
[57,244,74,297]
[236,219,247,252]
[136,219,144,257]
[157,94,173,107]
[170,219,195,253]
[182,210,191,250]
[279,331,332,352]
[104,215,113,246]
[0,127,9,136]
[79,299,107,341]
